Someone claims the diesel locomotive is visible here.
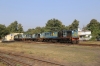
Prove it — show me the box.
[14,30,79,44]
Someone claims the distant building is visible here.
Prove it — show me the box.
[4,33,23,41]
[78,28,92,40]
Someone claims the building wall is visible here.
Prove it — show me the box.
[4,33,23,41]
[78,28,92,40]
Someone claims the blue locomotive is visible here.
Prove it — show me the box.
[14,30,79,44]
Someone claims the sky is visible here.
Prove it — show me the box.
[0,0,100,31]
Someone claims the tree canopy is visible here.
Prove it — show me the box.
[25,18,79,34]
[17,24,24,33]
[69,19,79,30]
[45,18,64,32]
[86,19,100,39]
[0,24,9,39]
[7,21,23,33]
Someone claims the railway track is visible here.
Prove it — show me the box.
[76,44,100,47]
[0,51,65,66]
[2,41,100,47]
[0,52,33,66]
[2,40,100,47]
[19,41,100,47]
[0,55,31,66]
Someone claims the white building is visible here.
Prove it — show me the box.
[78,28,92,40]
[3,33,23,41]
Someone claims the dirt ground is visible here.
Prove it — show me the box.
[0,41,100,66]
[0,62,6,66]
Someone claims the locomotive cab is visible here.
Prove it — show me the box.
[71,30,79,44]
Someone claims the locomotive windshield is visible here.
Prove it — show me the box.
[72,30,78,38]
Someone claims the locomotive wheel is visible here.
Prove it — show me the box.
[51,39,57,43]
[72,40,76,44]
[59,39,63,43]
[76,40,79,44]
[38,38,43,42]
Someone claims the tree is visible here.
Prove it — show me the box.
[45,18,63,32]
[7,21,18,33]
[25,28,35,34]
[7,21,23,33]
[40,27,46,33]
[86,19,100,33]
[61,25,66,30]
[17,24,23,33]
[34,27,43,33]
[65,26,69,30]
[0,24,9,39]
[69,19,79,30]
[86,19,100,39]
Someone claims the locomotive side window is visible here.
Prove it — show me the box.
[67,31,72,37]
[63,31,66,35]
[45,33,50,36]
[62,30,67,37]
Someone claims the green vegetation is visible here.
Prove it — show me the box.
[26,19,79,34]
[0,24,9,39]
[7,21,23,33]
[85,19,100,40]
[0,21,23,39]
[45,18,64,31]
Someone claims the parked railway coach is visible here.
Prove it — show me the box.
[37,32,58,42]
[14,33,41,41]
[14,30,79,44]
